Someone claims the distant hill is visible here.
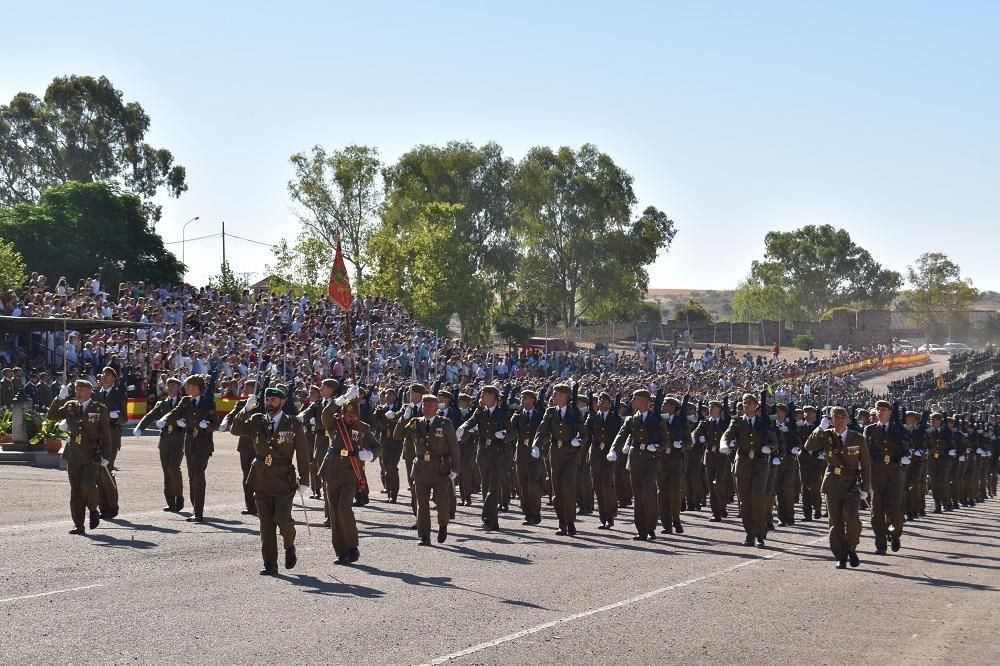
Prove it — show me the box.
[646,288,735,320]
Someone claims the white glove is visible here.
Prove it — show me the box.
[791,446,801,455]
[385,410,396,420]
[622,443,632,455]
[358,449,374,462]
[456,427,465,439]
[772,457,781,466]
[859,490,869,501]
[900,456,911,465]
[948,449,957,457]
[100,458,109,468]
[344,385,360,401]
[494,430,507,439]
[646,443,658,452]
[699,435,706,443]
[959,455,967,462]
[244,394,257,411]
[761,445,772,454]
[109,410,120,419]
[219,418,230,432]
[449,471,458,481]
[913,449,923,457]
[819,416,831,429]
[155,418,167,429]
[976,448,984,455]
[135,428,144,437]
[58,419,69,431]
[571,437,582,447]
[58,385,69,400]
[607,449,618,462]
[198,420,209,429]
[403,406,412,419]
[469,425,479,433]
[818,451,826,460]
[176,418,187,428]
[673,440,683,449]
[531,446,541,459]
[718,442,730,454]
[310,417,316,426]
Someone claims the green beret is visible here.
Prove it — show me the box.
[264,387,286,399]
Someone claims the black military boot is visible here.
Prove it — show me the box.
[260,563,278,576]
[848,551,861,568]
[437,525,447,544]
[69,525,85,535]
[284,546,297,569]
[163,494,175,511]
[89,510,100,530]
[175,496,184,512]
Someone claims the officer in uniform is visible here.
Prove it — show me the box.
[685,401,707,513]
[586,391,621,530]
[511,389,544,525]
[612,389,669,541]
[797,406,824,520]
[575,393,595,516]
[136,376,186,512]
[165,374,218,522]
[693,399,730,522]
[458,386,511,532]
[722,393,777,548]
[94,366,126,469]
[318,392,378,565]
[232,386,310,575]
[300,379,338,500]
[455,393,478,507]
[946,414,964,510]
[864,400,910,554]
[393,383,427,522]
[658,395,690,534]
[436,389,462,519]
[803,406,871,569]
[405,394,460,545]
[771,403,800,527]
[48,379,112,534]
[903,410,926,520]
[532,384,588,536]
[924,412,953,512]
[374,388,401,503]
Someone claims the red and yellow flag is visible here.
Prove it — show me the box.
[328,238,353,311]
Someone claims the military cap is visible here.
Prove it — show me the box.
[830,406,849,418]
[552,384,572,396]
[342,399,360,416]
[74,378,93,389]
[708,399,723,408]
[410,383,427,394]
[930,412,944,421]
[438,389,453,399]
[803,405,817,413]
[575,394,589,404]
[632,389,652,401]
[458,393,473,402]
[741,393,759,404]
[309,384,321,393]
[520,389,537,399]
[663,395,681,408]
[264,387,285,399]
[948,413,960,422]
[165,376,182,386]
[185,374,205,388]
[905,411,920,418]
[875,400,891,410]
[598,391,613,403]
[244,379,258,390]
[775,403,789,413]
[321,378,339,390]
[421,394,438,404]
[384,387,398,396]
[101,366,118,379]
[481,385,500,397]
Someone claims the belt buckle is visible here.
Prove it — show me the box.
[340,449,348,458]
[933,452,939,459]
[749,449,755,460]
[557,440,563,449]
[264,454,273,467]
[883,454,891,464]
[424,452,431,462]
[75,435,82,444]
[167,425,173,434]
[599,443,605,451]
[524,439,530,447]
[834,466,842,475]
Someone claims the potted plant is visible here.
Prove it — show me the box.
[30,419,68,454]
[0,409,11,445]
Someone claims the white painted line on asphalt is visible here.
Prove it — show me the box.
[0,584,104,604]
[420,535,828,665]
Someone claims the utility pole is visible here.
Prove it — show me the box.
[221,220,227,267]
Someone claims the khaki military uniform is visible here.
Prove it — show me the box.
[694,416,730,519]
[533,405,589,533]
[722,416,777,542]
[613,411,670,539]
[318,414,379,559]
[924,426,953,510]
[512,407,545,524]
[586,409,621,527]
[771,421,799,526]
[864,421,909,551]
[658,411,691,532]
[166,395,219,518]
[460,405,512,530]
[232,410,309,568]
[93,384,126,467]
[138,395,186,509]
[393,403,424,516]
[405,414,460,541]
[48,398,112,530]
[804,426,871,561]
[797,420,824,519]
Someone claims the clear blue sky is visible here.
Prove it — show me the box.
[3,1,998,291]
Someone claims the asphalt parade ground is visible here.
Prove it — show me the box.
[2,432,998,665]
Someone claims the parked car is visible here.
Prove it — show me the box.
[942,342,972,354]
[919,344,948,355]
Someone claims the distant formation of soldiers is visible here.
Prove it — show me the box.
[43,361,998,574]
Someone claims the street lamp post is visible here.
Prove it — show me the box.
[181,216,201,281]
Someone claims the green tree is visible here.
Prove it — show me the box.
[207,261,248,301]
[266,232,333,300]
[674,298,713,324]
[0,238,27,292]
[748,224,901,320]
[902,252,978,330]
[367,203,491,342]
[0,181,182,285]
[512,145,675,326]
[731,262,788,321]
[287,145,381,285]
[0,75,186,220]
